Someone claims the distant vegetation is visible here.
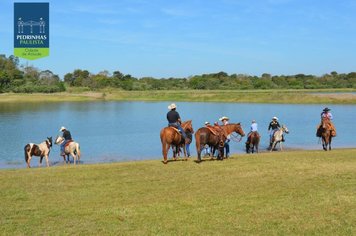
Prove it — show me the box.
[1,55,356,93]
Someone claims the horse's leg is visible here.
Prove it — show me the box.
[39,156,43,167]
[280,141,283,151]
[195,140,202,162]
[45,155,49,167]
[72,152,77,165]
[27,155,32,168]
[329,136,332,151]
[270,141,276,152]
[322,137,327,151]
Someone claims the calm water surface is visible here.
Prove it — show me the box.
[0,101,355,169]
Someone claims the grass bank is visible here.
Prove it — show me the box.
[1,88,356,104]
[0,149,355,235]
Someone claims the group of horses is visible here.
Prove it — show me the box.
[24,118,335,167]
[24,136,81,168]
[160,119,335,164]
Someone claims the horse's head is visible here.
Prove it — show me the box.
[47,137,53,147]
[182,120,194,134]
[281,125,289,134]
[234,123,245,137]
[55,135,64,145]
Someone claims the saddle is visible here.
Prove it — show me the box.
[65,140,73,147]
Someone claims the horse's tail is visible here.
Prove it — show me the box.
[24,144,30,163]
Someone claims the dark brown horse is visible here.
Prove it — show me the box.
[246,131,260,153]
[318,118,334,151]
[195,123,245,162]
[160,120,193,164]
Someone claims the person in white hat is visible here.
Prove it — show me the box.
[219,116,231,157]
[246,120,259,144]
[268,117,281,148]
[166,103,186,140]
[59,126,72,156]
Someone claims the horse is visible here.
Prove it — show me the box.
[55,136,81,164]
[318,118,334,151]
[270,125,289,152]
[160,120,194,164]
[195,127,226,162]
[195,123,245,162]
[24,137,52,168]
[246,131,260,154]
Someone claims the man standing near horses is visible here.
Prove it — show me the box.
[59,126,72,156]
[166,103,186,141]
[219,116,230,157]
[268,117,283,148]
[318,107,336,137]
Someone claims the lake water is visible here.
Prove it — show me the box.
[0,101,355,169]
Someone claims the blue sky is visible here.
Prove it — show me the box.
[1,0,355,79]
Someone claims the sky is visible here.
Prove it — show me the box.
[1,0,355,79]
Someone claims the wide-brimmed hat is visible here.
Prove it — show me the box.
[323,107,331,112]
[205,121,210,125]
[168,103,177,110]
[219,116,229,121]
[59,126,66,132]
[272,117,278,120]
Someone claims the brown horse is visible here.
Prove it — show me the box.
[160,120,193,164]
[318,118,335,151]
[24,137,52,168]
[195,127,226,162]
[246,131,260,153]
[195,123,245,162]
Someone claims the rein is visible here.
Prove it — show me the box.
[230,133,242,142]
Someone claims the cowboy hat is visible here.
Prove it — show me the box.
[168,103,177,110]
[204,121,210,125]
[59,126,66,132]
[219,116,229,121]
[323,107,331,112]
[272,117,278,120]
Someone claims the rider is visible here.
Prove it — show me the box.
[268,117,282,147]
[219,116,230,157]
[246,120,259,144]
[59,126,72,156]
[319,107,336,137]
[166,103,186,141]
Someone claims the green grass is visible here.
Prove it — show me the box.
[1,88,356,104]
[0,149,355,235]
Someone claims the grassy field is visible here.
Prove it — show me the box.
[1,88,356,104]
[0,149,355,235]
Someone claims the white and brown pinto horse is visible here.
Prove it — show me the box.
[24,137,53,168]
[270,125,289,151]
[55,136,81,165]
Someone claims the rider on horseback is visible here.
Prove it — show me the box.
[268,117,284,148]
[317,107,336,137]
[246,120,259,144]
[59,126,72,156]
[166,103,187,141]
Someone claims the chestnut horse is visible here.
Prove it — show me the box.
[160,120,193,164]
[195,123,245,162]
[194,127,226,162]
[318,118,335,151]
[246,131,260,153]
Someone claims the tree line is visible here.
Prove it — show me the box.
[1,55,355,93]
